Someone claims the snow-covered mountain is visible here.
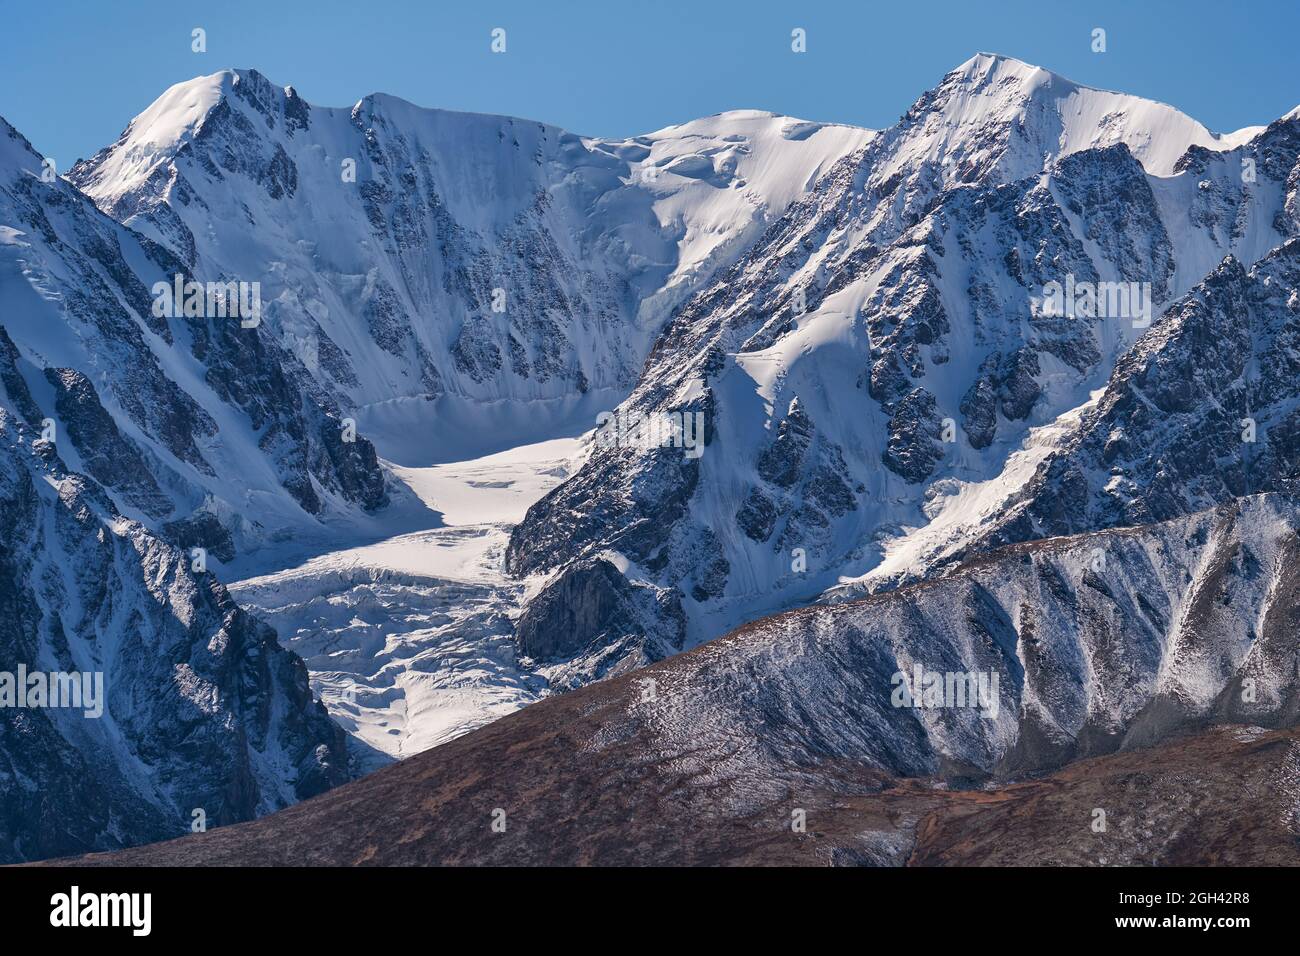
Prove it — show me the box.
[69,70,873,465]
[0,72,879,841]
[4,52,1300,864]
[507,53,1300,677]
[46,68,879,756]
[0,108,377,862]
[63,493,1300,867]
[0,115,387,567]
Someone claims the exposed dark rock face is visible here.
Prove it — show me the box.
[504,431,702,679]
[0,327,41,427]
[161,511,237,564]
[0,411,347,865]
[883,387,946,481]
[1053,143,1176,302]
[969,241,1300,553]
[514,558,685,687]
[187,308,389,517]
[756,398,815,487]
[960,348,1041,449]
[737,487,779,542]
[506,442,703,580]
[743,397,858,547]
[43,367,172,519]
[192,95,300,201]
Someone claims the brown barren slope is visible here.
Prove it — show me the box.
[41,699,1300,866]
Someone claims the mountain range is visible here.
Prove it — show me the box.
[2,53,1298,864]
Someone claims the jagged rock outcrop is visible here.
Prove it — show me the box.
[960,347,1041,449]
[967,240,1300,555]
[0,410,347,864]
[514,557,685,688]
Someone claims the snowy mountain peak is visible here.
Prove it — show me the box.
[892,51,1253,180]
[0,113,49,178]
[84,70,231,192]
[7,49,1300,865]
[950,51,1055,87]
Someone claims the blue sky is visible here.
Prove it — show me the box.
[3,0,1297,165]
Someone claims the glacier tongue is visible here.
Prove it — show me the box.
[227,436,584,767]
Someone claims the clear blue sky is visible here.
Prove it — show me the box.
[3,0,1297,165]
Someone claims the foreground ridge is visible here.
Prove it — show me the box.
[47,494,1300,866]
